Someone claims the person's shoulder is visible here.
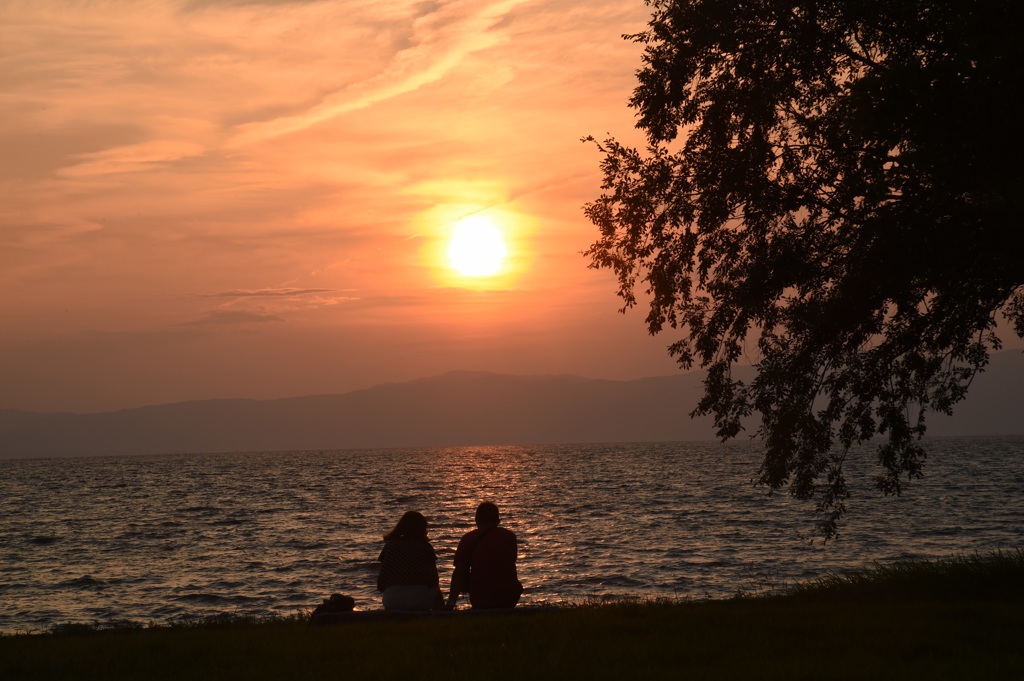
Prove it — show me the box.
[455,528,481,553]
[461,527,484,541]
[495,526,517,539]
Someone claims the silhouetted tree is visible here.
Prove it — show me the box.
[584,0,1024,536]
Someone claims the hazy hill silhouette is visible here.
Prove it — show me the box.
[1,351,1021,458]
[1,372,711,458]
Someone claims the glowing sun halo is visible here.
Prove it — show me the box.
[447,215,507,277]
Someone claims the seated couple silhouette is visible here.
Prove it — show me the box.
[376,502,523,611]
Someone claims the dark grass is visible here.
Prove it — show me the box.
[2,551,1023,681]
[783,549,1024,601]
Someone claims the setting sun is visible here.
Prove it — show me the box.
[447,215,508,277]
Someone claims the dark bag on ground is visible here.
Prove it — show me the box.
[312,593,355,616]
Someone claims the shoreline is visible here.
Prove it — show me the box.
[2,553,1022,681]
[6,549,1023,639]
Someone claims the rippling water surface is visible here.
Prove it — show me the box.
[1,437,1022,633]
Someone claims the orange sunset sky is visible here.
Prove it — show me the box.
[1,0,683,413]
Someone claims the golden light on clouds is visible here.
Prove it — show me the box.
[0,0,682,413]
[447,214,507,277]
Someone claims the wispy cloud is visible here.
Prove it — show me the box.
[201,287,346,298]
[59,140,207,177]
[228,0,531,146]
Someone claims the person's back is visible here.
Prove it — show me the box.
[445,502,523,609]
[377,511,442,611]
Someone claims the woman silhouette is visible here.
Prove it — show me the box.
[376,511,443,611]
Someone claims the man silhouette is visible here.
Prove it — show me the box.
[445,501,523,610]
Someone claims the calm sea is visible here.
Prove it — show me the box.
[1,437,1022,634]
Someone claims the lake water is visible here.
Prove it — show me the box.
[1,437,1022,634]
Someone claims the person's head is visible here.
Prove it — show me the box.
[384,511,429,541]
[475,501,500,528]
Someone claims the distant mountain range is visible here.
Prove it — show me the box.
[2,351,1021,458]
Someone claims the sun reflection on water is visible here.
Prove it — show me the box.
[1,438,1022,632]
